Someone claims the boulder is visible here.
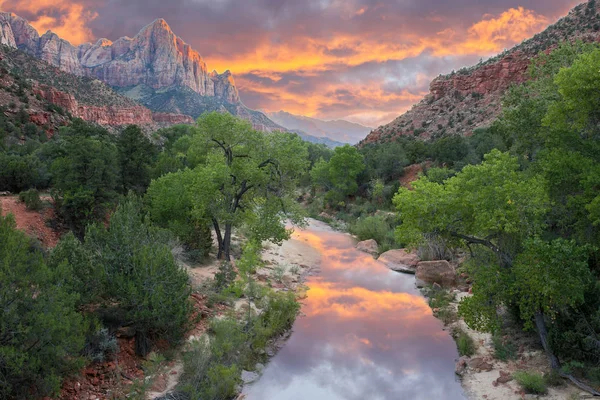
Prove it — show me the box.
[378,249,419,274]
[241,370,259,384]
[415,260,456,288]
[455,356,469,376]
[356,239,379,256]
[467,357,493,372]
[495,370,513,384]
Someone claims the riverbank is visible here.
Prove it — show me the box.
[442,291,586,400]
[345,225,590,399]
[146,228,321,399]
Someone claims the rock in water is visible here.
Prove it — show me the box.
[415,260,456,288]
[378,249,419,274]
[241,370,260,384]
[356,239,379,256]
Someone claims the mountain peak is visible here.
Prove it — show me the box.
[1,12,240,100]
[146,18,172,32]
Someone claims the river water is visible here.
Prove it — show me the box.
[244,219,466,400]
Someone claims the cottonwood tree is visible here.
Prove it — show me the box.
[149,112,309,260]
[394,150,599,394]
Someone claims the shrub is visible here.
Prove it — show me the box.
[454,328,476,357]
[350,215,393,246]
[492,333,517,361]
[0,215,86,399]
[513,370,548,394]
[19,188,42,210]
[84,326,118,363]
[417,233,453,261]
[84,195,193,356]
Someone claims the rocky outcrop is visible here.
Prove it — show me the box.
[356,239,379,256]
[152,112,194,126]
[415,260,456,288]
[428,52,530,101]
[0,13,239,103]
[378,249,420,274]
[33,86,192,128]
[0,12,289,132]
[361,1,600,145]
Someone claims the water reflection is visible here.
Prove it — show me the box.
[244,220,465,400]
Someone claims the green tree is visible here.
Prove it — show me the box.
[150,112,309,260]
[0,215,86,399]
[49,120,119,237]
[146,169,212,259]
[328,145,365,197]
[117,125,157,194]
[84,195,192,356]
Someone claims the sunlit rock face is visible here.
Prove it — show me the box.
[0,13,239,103]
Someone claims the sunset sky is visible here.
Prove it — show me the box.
[0,0,582,127]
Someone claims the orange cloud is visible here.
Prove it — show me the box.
[0,0,97,45]
[443,7,549,55]
[210,7,549,76]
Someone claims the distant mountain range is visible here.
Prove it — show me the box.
[362,0,600,145]
[267,111,372,145]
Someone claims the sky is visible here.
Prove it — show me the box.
[0,0,583,127]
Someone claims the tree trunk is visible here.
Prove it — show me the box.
[223,223,232,261]
[213,218,224,260]
[534,311,561,369]
[135,330,151,357]
[534,311,600,396]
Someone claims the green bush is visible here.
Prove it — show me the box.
[19,188,42,210]
[180,289,299,400]
[350,215,393,246]
[513,370,548,394]
[454,328,476,357]
[84,195,193,356]
[0,215,86,399]
[492,333,517,361]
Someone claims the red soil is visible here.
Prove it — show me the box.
[0,195,61,247]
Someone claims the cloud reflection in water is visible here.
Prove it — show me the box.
[244,220,465,400]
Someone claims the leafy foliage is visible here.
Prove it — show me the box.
[83,195,192,355]
[0,215,86,399]
[149,112,308,259]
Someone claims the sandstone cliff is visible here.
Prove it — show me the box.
[0,45,192,134]
[0,13,238,102]
[0,12,285,131]
[362,1,600,145]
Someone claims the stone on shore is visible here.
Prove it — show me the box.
[356,239,379,256]
[415,260,456,288]
[378,249,419,274]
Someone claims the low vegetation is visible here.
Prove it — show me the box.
[513,370,548,394]
[453,328,477,357]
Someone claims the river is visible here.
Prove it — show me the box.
[243,219,466,400]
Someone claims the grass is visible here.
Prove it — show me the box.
[426,287,458,325]
[453,327,476,357]
[492,333,517,361]
[513,370,548,394]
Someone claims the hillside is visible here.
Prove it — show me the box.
[0,45,193,132]
[0,13,282,132]
[267,111,371,144]
[362,0,600,145]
